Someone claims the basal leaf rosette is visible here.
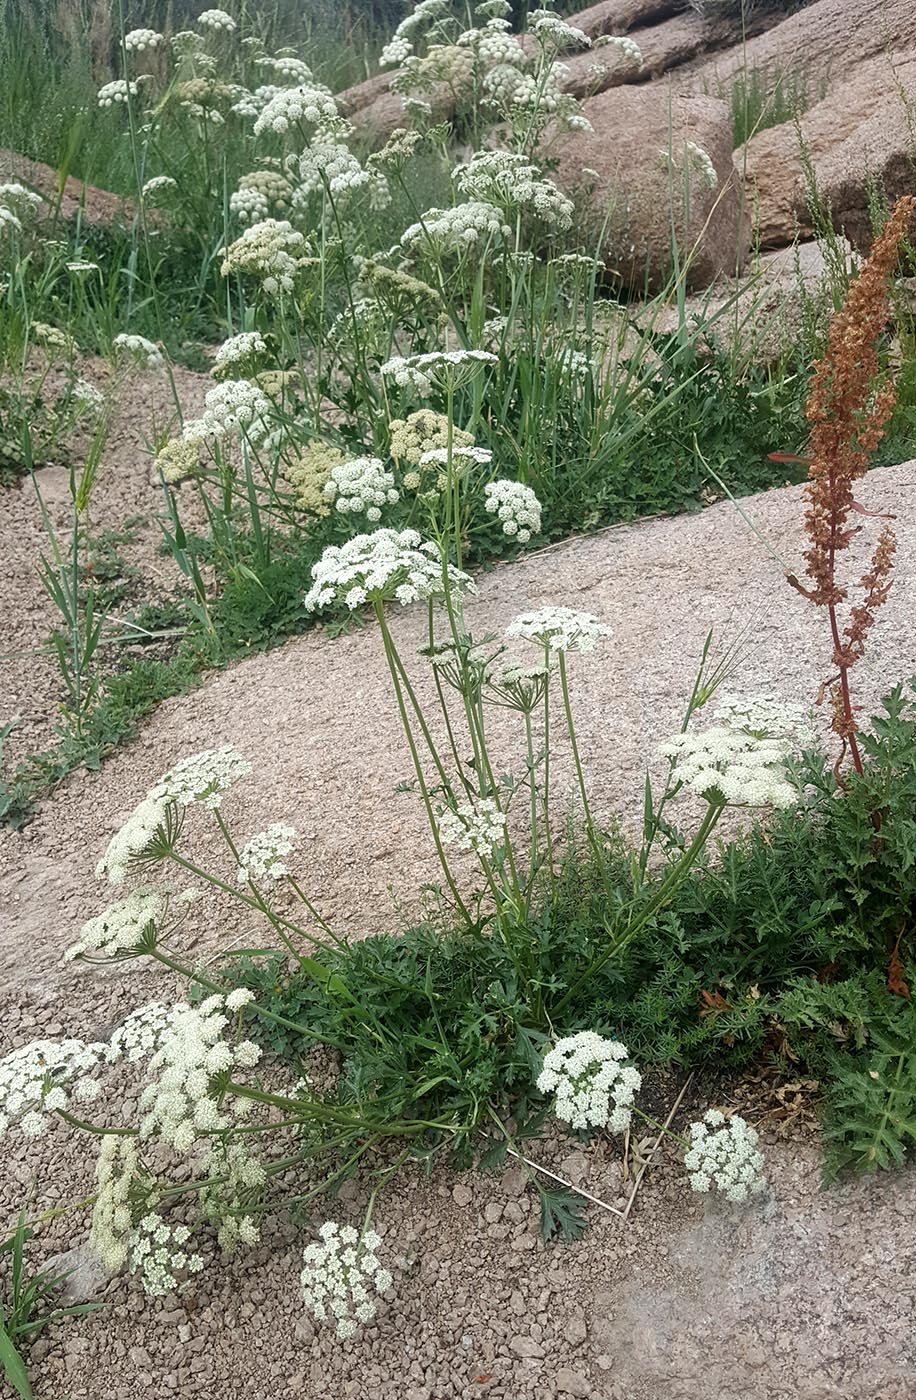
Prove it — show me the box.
[304,527,477,612]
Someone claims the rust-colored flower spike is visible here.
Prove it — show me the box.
[788,194,916,778]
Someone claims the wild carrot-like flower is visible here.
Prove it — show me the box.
[788,195,915,776]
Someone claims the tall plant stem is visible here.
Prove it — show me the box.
[374,603,472,922]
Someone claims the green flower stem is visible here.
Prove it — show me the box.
[557,650,604,876]
[374,603,472,922]
[554,803,722,1016]
[631,1104,690,1151]
[55,1110,137,1137]
[541,654,556,887]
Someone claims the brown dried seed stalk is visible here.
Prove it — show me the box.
[789,195,916,777]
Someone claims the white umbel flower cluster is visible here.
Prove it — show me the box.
[237,823,297,884]
[139,995,261,1153]
[96,794,170,886]
[230,168,293,223]
[381,349,497,396]
[322,456,400,522]
[149,745,252,810]
[0,1036,108,1139]
[656,727,798,808]
[528,10,591,49]
[252,83,339,136]
[221,218,305,295]
[182,379,273,445]
[295,136,378,202]
[305,528,476,612]
[685,1110,767,1202]
[112,333,164,368]
[212,330,267,375]
[506,607,612,653]
[436,796,506,855]
[98,79,139,107]
[65,890,164,962]
[141,174,177,203]
[401,201,509,256]
[454,150,573,231]
[108,1003,176,1063]
[537,1031,641,1132]
[129,1213,206,1296]
[197,8,237,33]
[300,1222,393,1339]
[712,693,816,748]
[124,28,163,52]
[90,1135,140,1270]
[484,479,542,542]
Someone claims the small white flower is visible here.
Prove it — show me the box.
[301,1222,392,1338]
[124,28,163,53]
[304,528,475,612]
[685,1111,767,1202]
[237,823,297,884]
[149,745,252,809]
[98,79,138,108]
[506,607,612,654]
[322,456,399,521]
[198,8,237,33]
[112,333,165,369]
[484,480,541,544]
[436,796,506,855]
[537,1031,641,1132]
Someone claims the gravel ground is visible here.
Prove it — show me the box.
[1,456,916,1398]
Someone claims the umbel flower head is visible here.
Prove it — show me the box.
[685,1110,767,1203]
[300,1221,393,1339]
[537,1032,642,1132]
[657,726,797,808]
[304,528,476,612]
[436,796,506,855]
[506,607,611,653]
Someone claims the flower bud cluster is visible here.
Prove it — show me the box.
[322,456,400,522]
[484,479,542,542]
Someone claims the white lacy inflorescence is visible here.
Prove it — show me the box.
[124,28,163,52]
[300,1222,393,1339]
[237,823,297,884]
[536,1031,642,1131]
[138,995,262,1154]
[322,456,400,521]
[148,745,253,809]
[656,727,798,808]
[484,479,542,542]
[380,349,497,396]
[220,218,306,295]
[304,528,476,611]
[65,890,164,961]
[182,378,273,445]
[435,796,507,855]
[506,607,612,653]
[112,333,165,368]
[252,83,339,136]
[401,201,509,256]
[684,1110,767,1202]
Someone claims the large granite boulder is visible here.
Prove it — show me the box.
[739,52,916,250]
[554,86,748,291]
[685,0,916,96]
